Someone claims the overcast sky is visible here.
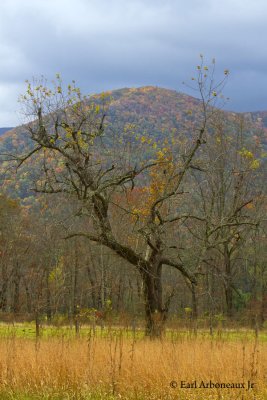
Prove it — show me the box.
[0,0,267,126]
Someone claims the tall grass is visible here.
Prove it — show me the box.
[0,327,266,399]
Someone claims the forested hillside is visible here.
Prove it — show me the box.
[0,127,13,136]
[1,86,266,201]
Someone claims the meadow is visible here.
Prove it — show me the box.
[0,323,266,400]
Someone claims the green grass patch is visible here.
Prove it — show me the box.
[0,322,266,342]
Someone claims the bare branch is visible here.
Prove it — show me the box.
[161,257,197,284]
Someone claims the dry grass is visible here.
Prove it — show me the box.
[0,330,266,399]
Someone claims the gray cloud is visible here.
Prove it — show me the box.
[0,0,267,125]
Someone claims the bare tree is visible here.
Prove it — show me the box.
[189,113,263,318]
[15,63,229,336]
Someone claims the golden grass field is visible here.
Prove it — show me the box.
[0,326,266,399]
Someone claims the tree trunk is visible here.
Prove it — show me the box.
[191,283,198,319]
[12,262,21,314]
[0,264,8,312]
[116,275,124,312]
[224,246,233,318]
[225,280,233,318]
[99,244,106,309]
[35,310,40,338]
[45,268,52,322]
[87,264,97,308]
[73,242,80,335]
[24,279,32,314]
[259,282,266,329]
[141,263,167,337]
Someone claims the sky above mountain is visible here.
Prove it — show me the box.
[0,0,267,126]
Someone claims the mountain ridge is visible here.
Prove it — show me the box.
[0,127,14,137]
[1,86,267,139]
[0,86,266,202]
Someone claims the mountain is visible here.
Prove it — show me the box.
[246,110,267,128]
[1,86,267,146]
[0,86,205,146]
[0,127,13,136]
[0,86,266,202]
